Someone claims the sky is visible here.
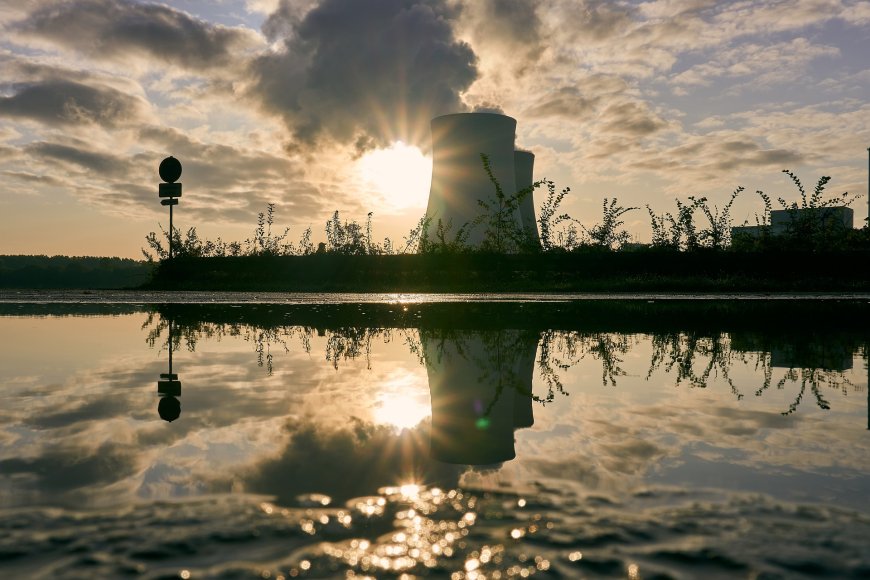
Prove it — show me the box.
[0,0,868,259]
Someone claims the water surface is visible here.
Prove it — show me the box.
[1,297,868,579]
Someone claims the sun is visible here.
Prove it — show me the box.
[357,141,432,210]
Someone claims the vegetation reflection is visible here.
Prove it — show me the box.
[146,310,865,429]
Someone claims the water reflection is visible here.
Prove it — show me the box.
[422,329,538,464]
[156,316,181,422]
[2,300,870,578]
[645,330,862,417]
[150,310,866,427]
[139,303,870,500]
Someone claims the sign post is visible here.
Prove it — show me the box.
[158,156,183,259]
[157,317,182,422]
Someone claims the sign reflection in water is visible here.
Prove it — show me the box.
[156,316,181,422]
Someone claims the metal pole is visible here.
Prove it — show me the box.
[169,203,174,260]
[168,318,174,375]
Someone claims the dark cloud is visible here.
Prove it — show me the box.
[525,456,607,488]
[720,139,759,153]
[0,443,138,497]
[461,0,544,72]
[25,141,132,176]
[524,75,631,121]
[251,0,478,153]
[598,101,668,136]
[0,146,24,162]
[5,121,326,223]
[630,138,805,174]
[586,136,633,159]
[25,397,131,430]
[557,0,636,43]
[525,87,598,119]
[1,171,64,186]
[600,439,666,475]
[473,0,542,46]
[711,406,792,429]
[135,125,327,221]
[714,148,803,170]
[137,126,297,185]
[235,417,462,504]
[0,79,147,127]
[261,0,316,42]
[15,0,259,70]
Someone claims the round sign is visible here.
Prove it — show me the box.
[158,396,181,422]
[159,156,182,183]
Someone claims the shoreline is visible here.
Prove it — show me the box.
[4,288,870,303]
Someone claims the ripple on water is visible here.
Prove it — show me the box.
[0,486,868,579]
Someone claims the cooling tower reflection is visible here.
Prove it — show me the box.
[421,328,539,465]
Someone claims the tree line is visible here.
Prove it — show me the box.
[0,255,151,289]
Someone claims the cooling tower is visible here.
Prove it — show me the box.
[425,113,521,247]
[514,150,540,244]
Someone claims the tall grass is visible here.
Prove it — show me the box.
[743,170,863,251]
[144,165,863,261]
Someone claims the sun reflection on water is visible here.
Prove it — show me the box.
[372,373,431,430]
[274,484,553,579]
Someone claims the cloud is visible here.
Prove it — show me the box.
[599,438,668,475]
[638,0,717,19]
[840,1,870,24]
[711,0,856,39]
[713,147,804,171]
[627,134,805,176]
[135,125,328,222]
[14,0,262,70]
[0,110,331,224]
[598,101,669,137]
[672,38,839,89]
[260,0,317,41]
[0,146,23,163]
[464,0,543,48]
[537,1,856,83]
[551,0,636,43]
[0,79,148,127]
[25,141,133,176]
[231,417,463,504]
[1,170,63,187]
[458,0,544,75]
[250,0,478,153]
[0,442,139,497]
[523,87,599,120]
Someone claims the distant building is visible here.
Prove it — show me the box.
[730,335,853,372]
[770,206,853,232]
[730,225,764,240]
[732,206,854,240]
